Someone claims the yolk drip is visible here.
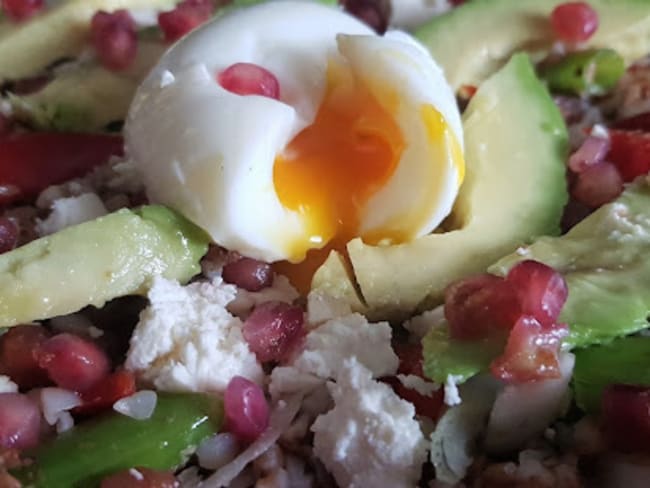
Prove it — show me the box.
[272,61,405,292]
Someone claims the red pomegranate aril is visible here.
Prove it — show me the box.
[569,135,610,173]
[608,129,650,182]
[224,376,269,444]
[1,0,44,21]
[0,393,40,449]
[0,325,50,389]
[506,260,568,327]
[157,0,213,43]
[0,217,18,254]
[243,301,304,363]
[91,10,138,71]
[222,255,273,292]
[340,0,390,34]
[601,384,650,453]
[550,2,599,44]
[490,315,568,383]
[75,370,136,415]
[572,161,624,208]
[100,467,179,488]
[218,63,280,99]
[38,333,110,391]
[444,274,521,340]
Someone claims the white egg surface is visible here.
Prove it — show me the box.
[126,1,464,264]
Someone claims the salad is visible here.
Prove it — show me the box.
[0,0,649,487]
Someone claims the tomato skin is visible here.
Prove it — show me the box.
[608,129,650,182]
[75,370,136,415]
[602,384,650,453]
[0,133,123,205]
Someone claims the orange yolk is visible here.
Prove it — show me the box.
[272,62,405,292]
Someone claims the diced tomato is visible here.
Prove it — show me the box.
[0,325,51,390]
[458,85,478,99]
[506,260,568,327]
[1,0,44,22]
[91,10,138,71]
[601,384,650,453]
[608,129,650,182]
[550,2,599,43]
[100,467,178,488]
[444,274,521,340]
[157,0,213,43]
[0,133,123,206]
[74,370,136,415]
[490,316,568,383]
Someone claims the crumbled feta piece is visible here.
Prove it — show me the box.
[270,313,398,399]
[306,290,353,327]
[0,375,18,393]
[403,306,445,339]
[311,358,427,488]
[397,374,439,397]
[444,374,463,406]
[36,192,107,236]
[228,275,299,318]
[126,277,263,392]
[591,123,609,140]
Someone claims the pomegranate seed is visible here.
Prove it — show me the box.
[224,376,269,444]
[0,325,50,389]
[38,333,110,391]
[602,384,650,453]
[551,2,599,43]
[157,0,213,43]
[91,10,138,71]
[571,161,624,208]
[444,274,521,340]
[100,467,178,488]
[0,217,18,254]
[1,0,44,21]
[0,393,40,449]
[490,316,568,383]
[217,63,280,99]
[608,129,650,182]
[242,301,304,363]
[340,0,390,34]
[568,135,610,173]
[75,370,136,415]
[222,255,273,292]
[506,260,568,327]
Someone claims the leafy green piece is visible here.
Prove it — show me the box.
[573,336,650,413]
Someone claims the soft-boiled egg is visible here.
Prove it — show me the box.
[126,1,464,264]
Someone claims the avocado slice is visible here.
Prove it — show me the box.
[415,0,650,91]
[0,206,209,328]
[0,0,174,81]
[329,53,567,321]
[573,336,650,413]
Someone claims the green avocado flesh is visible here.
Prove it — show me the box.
[416,0,650,90]
[425,180,650,385]
[0,206,209,328]
[573,337,650,413]
[343,53,567,321]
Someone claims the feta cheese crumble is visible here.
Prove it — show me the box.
[125,277,263,392]
[444,374,464,406]
[36,192,108,236]
[0,375,18,393]
[311,358,427,488]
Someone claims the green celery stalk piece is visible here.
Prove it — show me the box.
[13,393,222,488]
[573,336,650,413]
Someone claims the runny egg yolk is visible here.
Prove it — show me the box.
[273,60,404,264]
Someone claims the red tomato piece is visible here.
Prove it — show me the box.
[0,133,123,206]
[91,10,138,71]
[100,467,179,488]
[608,129,650,182]
[1,0,44,22]
[444,274,521,340]
[601,384,650,453]
[490,316,568,383]
[550,2,599,43]
[75,370,136,415]
[217,63,281,100]
[0,325,51,389]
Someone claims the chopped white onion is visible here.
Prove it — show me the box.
[55,411,75,433]
[40,388,81,425]
[197,433,240,470]
[202,394,302,488]
[113,390,157,420]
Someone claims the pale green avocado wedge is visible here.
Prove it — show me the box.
[416,0,650,91]
[0,206,209,328]
[573,337,650,413]
[424,180,650,385]
[343,53,567,321]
